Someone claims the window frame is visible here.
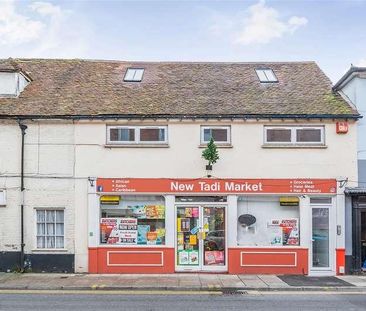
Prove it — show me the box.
[107,125,168,145]
[237,196,300,247]
[264,126,325,146]
[35,209,65,250]
[200,126,231,145]
[255,68,278,83]
[99,195,166,247]
[123,68,145,82]
[0,189,6,206]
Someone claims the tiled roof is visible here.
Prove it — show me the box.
[0,58,19,71]
[0,58,360,119]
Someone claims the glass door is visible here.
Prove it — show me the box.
[176,206,200,270]
[311,207,330,269]
[202,206,226,271]
[175,205,226,271]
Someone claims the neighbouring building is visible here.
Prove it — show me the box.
[0,58,361,275]
[334,66,366,273]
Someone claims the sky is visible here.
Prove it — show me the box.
[0,0,366,82]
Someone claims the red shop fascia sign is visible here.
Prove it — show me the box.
[96,178,337,194]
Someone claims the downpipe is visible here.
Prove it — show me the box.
[18,122,27,272]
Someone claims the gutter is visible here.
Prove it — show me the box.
[333,66,366,91]
[0,113,362,121]
[18,121,27,272]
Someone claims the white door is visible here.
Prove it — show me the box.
[175,205,227,272]
[310,204,335,275]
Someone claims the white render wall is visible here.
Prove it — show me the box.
[74,120,358,179]
[0,119,359,272]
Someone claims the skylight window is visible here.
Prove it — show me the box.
[255,68,278,83]
[124,68,144,82]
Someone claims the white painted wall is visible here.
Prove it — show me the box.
[0,122,76,260]
[341,76,366,162]
[74,120,358,180]
[0,119,358,272]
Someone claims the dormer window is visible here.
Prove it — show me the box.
[255,68,278,83]
[124,68,144,82]
[0,72,30,97]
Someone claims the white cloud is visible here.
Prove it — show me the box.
[0,0,44,45]
[357,59,366,67]
[29,1,64,17]
[0,1,92,58]
[210,0,308,45]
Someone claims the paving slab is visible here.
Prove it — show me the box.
[258,274,290,288]
[178,274,201,288]
[217,274,245,288]
[337,275,366,287]
[237,275,268,288]
[198,274,222,288]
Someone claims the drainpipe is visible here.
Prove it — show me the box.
[18,122,27,272]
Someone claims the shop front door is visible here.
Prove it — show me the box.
[353,208,366,272]
[310,204,335,275]
[175,205,227,272]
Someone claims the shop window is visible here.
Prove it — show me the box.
[100,195,165,245]
[201,126,231,145]
[264,126,324,145]
[36,210,65,249]
[237,196,300,246]
[107,126,168,145]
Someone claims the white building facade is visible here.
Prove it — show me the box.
[334,66,366,273]
[0,59,360,275]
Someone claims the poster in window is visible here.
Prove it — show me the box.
[119,218,137,231]
[205,251,225,265]
[280,218,299,245]
[181,218,191,232]
[269,225,283,245]
[178,251,189,265]
[189,250,199,265]
[101,218,138,245]
[120,231,137,244]
[137,225,150,244]
[100,218,119,244]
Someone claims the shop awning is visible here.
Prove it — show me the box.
[345,187,366,195]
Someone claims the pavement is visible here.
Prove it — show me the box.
[0,273,366,292]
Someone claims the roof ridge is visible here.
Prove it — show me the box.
[7,58,317,65]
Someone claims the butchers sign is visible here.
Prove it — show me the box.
[96,178,337,194]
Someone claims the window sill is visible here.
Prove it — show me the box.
[32,248,68,253]
[105,144,169,148]
[262,144,327,149]
[198,144,233,149]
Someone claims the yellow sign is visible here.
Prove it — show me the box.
[177,219,182,232]
[189,235,197,245]
[280,197,299,206]
[100,195,120,205]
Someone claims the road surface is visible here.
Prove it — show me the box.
[0,290,365,310]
